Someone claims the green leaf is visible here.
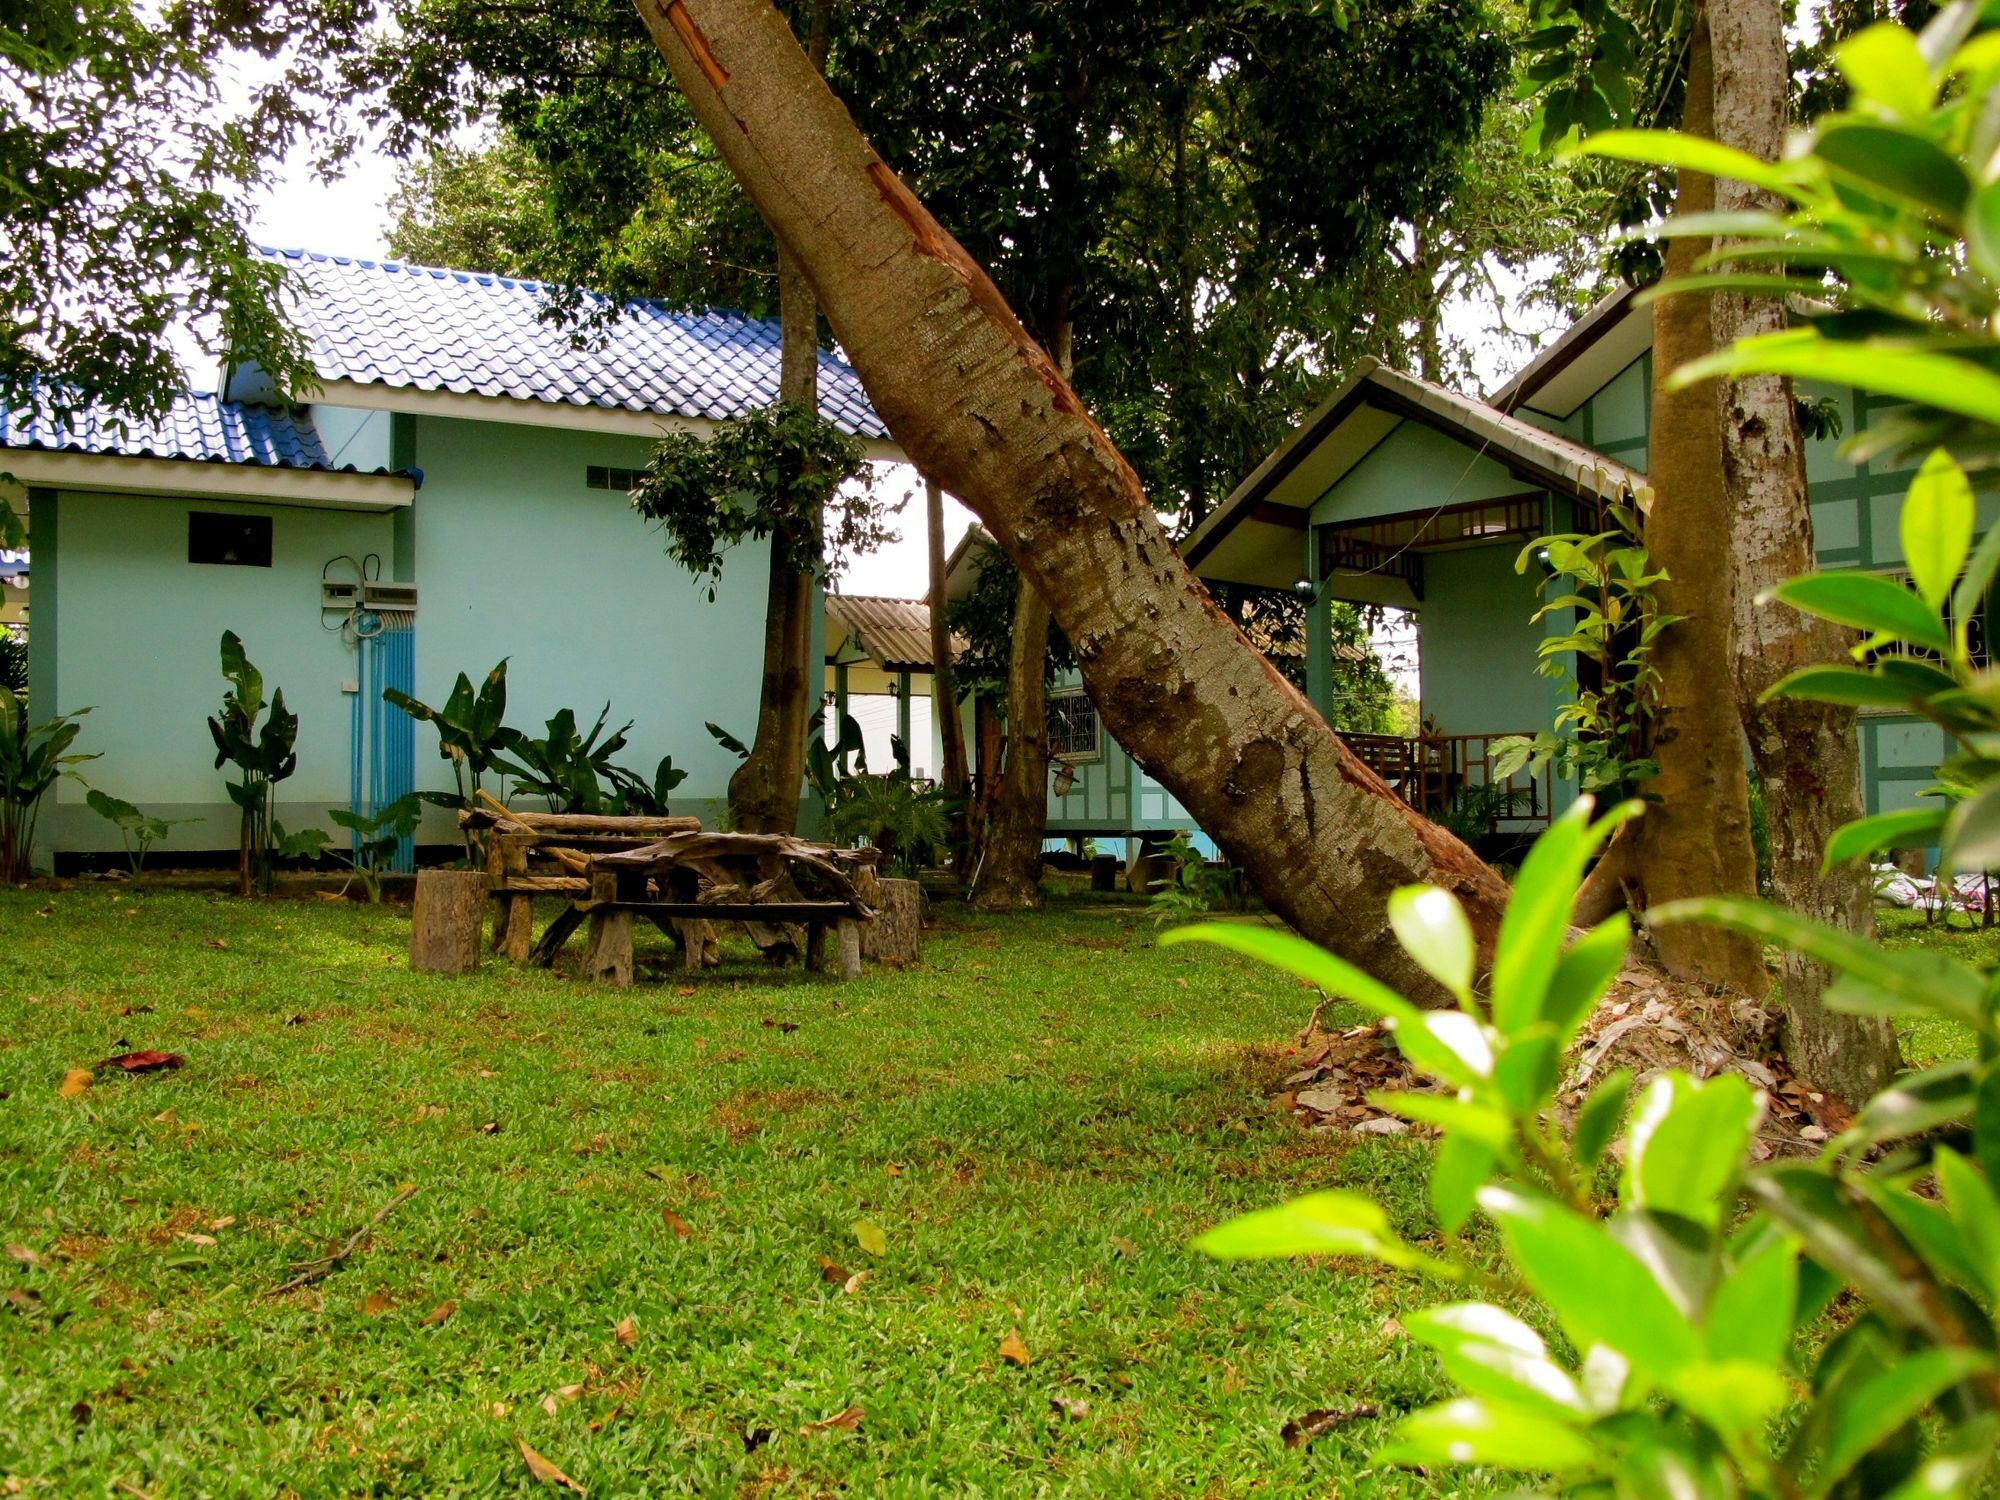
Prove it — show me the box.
[1429,1134,1498,1236]
[1845,1060,1977,1148]
[1935,1145,2000,1301]
[1671,333,2000,437]
[1572,1070,1632,1169]
[1858,1175,1990,1297]
[1542,915,1630,1041]
[1945,779,2000,873]
[1387,885,1475,1000]
[1477,1185,1703,1375]
[1815,119,1968,221]
[1368,1091,1513,1153]
[1404,1304,1585,1418]
[1706,1229,1799,1366]
[1750,1166,1952,1338]
[1491,798,1638,1035]
[1762,664,1924,709]
[1621,1074,1759,1229]
[1192,1190,1439,1272]
[1566,129,1810,201]
[1160,925,1477,1084]
[1818,1348,1997,1491]
[1837,22,1938,120]
[1902,449,1976,610]
[1651,895,1990,1034]
[1823,807,1948,868]
[1878,1418,2000,1500]
[1765,572,1950,653]
[1376,1397,1595,1473]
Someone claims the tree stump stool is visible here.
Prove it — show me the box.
[860,877,923,965]
[410,870,489,974]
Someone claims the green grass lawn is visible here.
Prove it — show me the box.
[0,885,1460,1497]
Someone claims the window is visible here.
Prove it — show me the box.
[188,511,272,567]
[1048,690,1101,761]
[586,465,646,492]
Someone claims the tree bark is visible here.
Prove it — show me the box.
[727,239,818,833]
[1609,13,1770,994]
[926,476,969,799]
[634,0,1512,993]
[1707,0,1900,1099]
[971,574,1053,909]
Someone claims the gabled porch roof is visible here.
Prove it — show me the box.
[1182,357,1646,591]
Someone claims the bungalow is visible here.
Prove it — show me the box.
[5,247,895,869]
[1182,286,1991,839]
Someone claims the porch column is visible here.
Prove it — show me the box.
[896,669,912,764]
[833,661,849,743]
[1303,532,1335,725]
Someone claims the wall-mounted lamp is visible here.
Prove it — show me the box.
[1293,574,1318,600]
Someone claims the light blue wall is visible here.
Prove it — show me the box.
[30,406,781,860]
[403,413,771,830]
[37,490,396,854]
[1308,421,1526,528]
[1417,546,1552,740]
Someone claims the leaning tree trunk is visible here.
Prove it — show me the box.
[727,239,819,834]
[633,0,1513,992]
[926,476,969,801]
[1707,0,1899,1100]
[972,575,1053,909]
[1578,15,1769,996]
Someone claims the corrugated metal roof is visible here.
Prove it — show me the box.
[826,594,961,671]
[259,247,888,440]
[0,381,396,474]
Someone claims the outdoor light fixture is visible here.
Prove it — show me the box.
[1293,574,1317,598]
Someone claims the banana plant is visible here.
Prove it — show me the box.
[206,630,298,896]
[0,686,95,883]
[82,788,194,885]
[384,659,522,859]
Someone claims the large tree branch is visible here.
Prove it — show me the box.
[634,0,1510,989]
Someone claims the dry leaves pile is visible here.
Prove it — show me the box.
[1270,968,1848,1153]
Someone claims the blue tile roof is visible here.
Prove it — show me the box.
[258,247,889,441]
[0,382,402,476]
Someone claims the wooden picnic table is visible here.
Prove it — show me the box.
[464,801,879,984]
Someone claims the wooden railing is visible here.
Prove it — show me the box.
[1342,730,1552,828]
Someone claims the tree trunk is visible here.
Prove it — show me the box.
[634,0,1513,993]
[971,575,1052,909]
[727,240,819,833]
[1602,13,1770,994]
[410,869,488,974]
[927,476,968,799]
[861,876,923,963]
[1707,0,1900,1100]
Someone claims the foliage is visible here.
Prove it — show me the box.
[825,774,952,878]
[1576,2,2000,468]
[0,686,93,883]
[631,403,888,594]
[82,788,193,886]
[944,541,1076,695]
[205,632,299,897]
[1147,832,1233,924]
[327,793,428,902]
[1171,795,2000,1494]
[385,661,524,858]
[0,625,25,699]
[500,706,686,817]
[1433,780,1534,844]
[0,0,329,420]
[1493,506,1677,796]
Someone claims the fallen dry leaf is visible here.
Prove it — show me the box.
[1109,1236,1138,1259]
[179,1233,217,1247]
[209,1216,236,1231]
[661,1208,692,1238]
[614,1316,637,1346]
[885,1163,903,1177]
[1050,1395,1090,1421]
[841,1270,869,1296]
[556,1383,584,1401]
[362,1291,393,1317]
[422,1301,456,1326]
[852,1219,887,1257]
[817,1255,849,1286]
[798,1405,864,1436]
[97,1051,185,1075]
[5,1244,41,1268]
[540,1394,559,1417]
[491,1401,511,1418]
[59,1069,93,1098]
[998,1330,1031,1367]
[517,1435,586,1492]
